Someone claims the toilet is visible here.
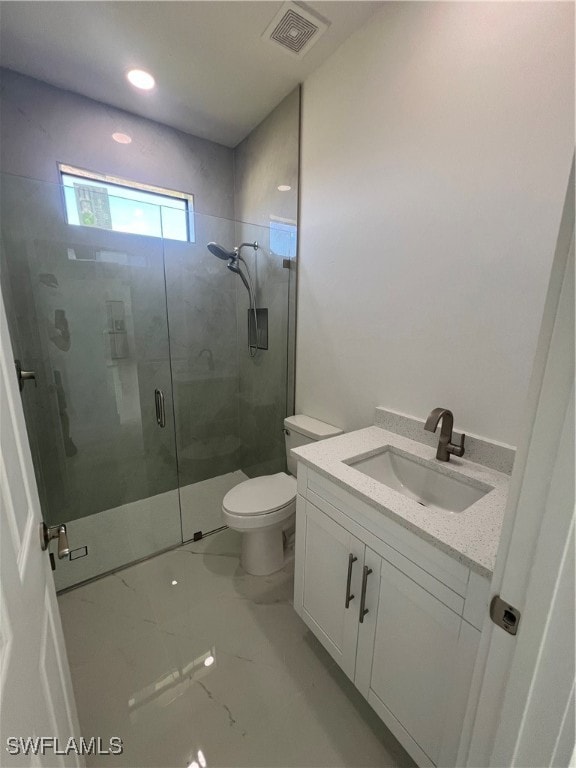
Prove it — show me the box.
[222,415,343,575]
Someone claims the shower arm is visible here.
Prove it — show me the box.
[236,241,258,255]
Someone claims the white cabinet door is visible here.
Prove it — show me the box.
[299,500,365,679]
[360,555,465,767]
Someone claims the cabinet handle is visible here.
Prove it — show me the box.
[359,565,373,623]
[345,554,357,608]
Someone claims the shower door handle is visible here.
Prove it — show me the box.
[154,389,166,428]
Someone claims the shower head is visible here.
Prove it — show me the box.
[207,241,258,261]
[207,242,236,261]
[207,240,256,308]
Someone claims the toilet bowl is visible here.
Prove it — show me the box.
[222,473,297,576]
[222,415,343,575]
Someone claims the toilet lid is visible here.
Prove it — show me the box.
[223,473,297,516]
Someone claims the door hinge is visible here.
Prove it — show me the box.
[490,595,521,636]
[14,359,36,392]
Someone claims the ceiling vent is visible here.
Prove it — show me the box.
[262,2,329,58]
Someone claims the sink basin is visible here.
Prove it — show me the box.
[347,448,491,513]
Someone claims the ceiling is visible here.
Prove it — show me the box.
[0,1,382,147]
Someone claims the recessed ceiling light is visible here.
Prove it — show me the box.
[204,655,215,667]
[277,185,291,192]
[171,579,178,586]
[112,132,132,144]
[126,69,155,90]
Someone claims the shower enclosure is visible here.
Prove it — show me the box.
[0,172,297,590]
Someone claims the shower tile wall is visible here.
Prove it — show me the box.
[232,88,300,478]
[0,70,235,219]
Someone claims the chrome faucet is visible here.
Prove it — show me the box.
[424,408,465,462]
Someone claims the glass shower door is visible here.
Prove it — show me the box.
[1,174,182,590]
[163,213,242,541]
[164,213,292,541]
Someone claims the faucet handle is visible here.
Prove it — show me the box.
[449,432,466,458]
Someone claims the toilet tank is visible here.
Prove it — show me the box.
[284,415,343,476]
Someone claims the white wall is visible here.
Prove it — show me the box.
[296,2,574,446]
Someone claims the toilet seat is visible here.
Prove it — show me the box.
[222,473,297,516]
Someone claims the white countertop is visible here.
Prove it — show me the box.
[292,426,510,577]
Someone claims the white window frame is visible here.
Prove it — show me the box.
[58,163,195,242]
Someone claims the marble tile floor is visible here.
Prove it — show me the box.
[58,529,415,768]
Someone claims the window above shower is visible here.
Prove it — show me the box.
[59,164,195,242]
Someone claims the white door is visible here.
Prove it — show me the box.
[463,162,575,766]
[0,290,83,766]
[299,500,364,679]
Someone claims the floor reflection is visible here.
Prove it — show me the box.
[58,528,415,768]
[129,647,217,722]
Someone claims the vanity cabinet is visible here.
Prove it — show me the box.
[294,466,489,768]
